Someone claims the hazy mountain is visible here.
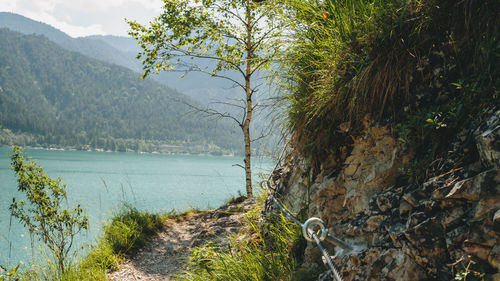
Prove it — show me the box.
[0,12,141,72]
[0,28,241,152]
[0,13,237,101]
[0,12,274,152]
[87,34,237,102]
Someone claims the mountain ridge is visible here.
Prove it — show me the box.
[0,12,141,72]
[0,28,241,153]
[0,12,236,102]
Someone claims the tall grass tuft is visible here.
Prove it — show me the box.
[179,194,302,281]
[285,0,421,144]
[283,0,499,162]
[104,204,163,256]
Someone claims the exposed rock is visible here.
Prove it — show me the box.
[494,209,500,232]
[490,244,500,276]
[303,125,409,229]
[339,248,427,280]
[269,157,309,215]
[340,125,403,215]
[404,218,451,280]
[364,215,384,232]
[443,168,500,201]
[272,111,500,280]
[476,110,500,168]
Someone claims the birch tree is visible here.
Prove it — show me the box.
[128,0,284,196]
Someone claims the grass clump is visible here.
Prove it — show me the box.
[283,0,499,166]
[285,0,417,143]
[103,204,163,256]
[78,205,164,275]
[21,258,106,281]
[17,205,165,281]
[179,193,303,281]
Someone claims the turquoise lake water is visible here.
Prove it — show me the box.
[0,146,273,267]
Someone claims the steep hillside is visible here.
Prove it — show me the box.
[0,12,140,71]
[0,13,274,151]
[268,0,500,280]
[87,34,239,104]
[0,13,238,103]
[0,28,240,153]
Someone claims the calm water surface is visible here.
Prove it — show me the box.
[0,146,273,266]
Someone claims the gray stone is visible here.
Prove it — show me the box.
[476,110,500,168]
[445,168,500,201]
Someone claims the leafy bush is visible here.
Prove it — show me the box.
[10,202,164,280]
[9,147,88,276]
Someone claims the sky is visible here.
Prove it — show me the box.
[0,0,164,37]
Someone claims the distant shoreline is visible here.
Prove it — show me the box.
[0,144,239,157]
[0,145,275,159]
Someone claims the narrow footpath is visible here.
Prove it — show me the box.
[108,198,256,281]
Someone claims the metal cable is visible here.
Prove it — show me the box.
[269,191,304,227]
[312,233,344,281]
[260,179,348,281]
[261,180,303,227]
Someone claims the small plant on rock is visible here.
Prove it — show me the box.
[453,255,492,281]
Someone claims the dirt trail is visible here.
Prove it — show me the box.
[108,198,255,281]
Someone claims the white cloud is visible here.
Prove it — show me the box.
[1,0,15,10]
[44,17,107,37]
[0,0,163,37]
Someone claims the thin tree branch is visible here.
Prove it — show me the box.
[210,100,246,110]
[190,66,247,91]
[232,163,245,169]
[213,3,247,27]
[251,26,280,50]
[183,101,244,127]
[251,129,272,143]
[163,45,246,77]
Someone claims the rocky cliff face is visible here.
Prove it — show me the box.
[271,110,500,280]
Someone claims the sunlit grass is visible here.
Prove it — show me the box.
[13,204,165,281]
[283,0,499,163]
[178,192,303,281]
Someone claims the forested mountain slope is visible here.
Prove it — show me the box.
[0,12,237,104]
[0,28,240,153]
[87,34,239,104]
[0,12,141,72]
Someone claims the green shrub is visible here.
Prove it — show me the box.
[9,147,88,276]
[14,205,164,281]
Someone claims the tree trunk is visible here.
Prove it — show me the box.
[243,116,252,197]
[58,249,65,275]
[244,0,253,197]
